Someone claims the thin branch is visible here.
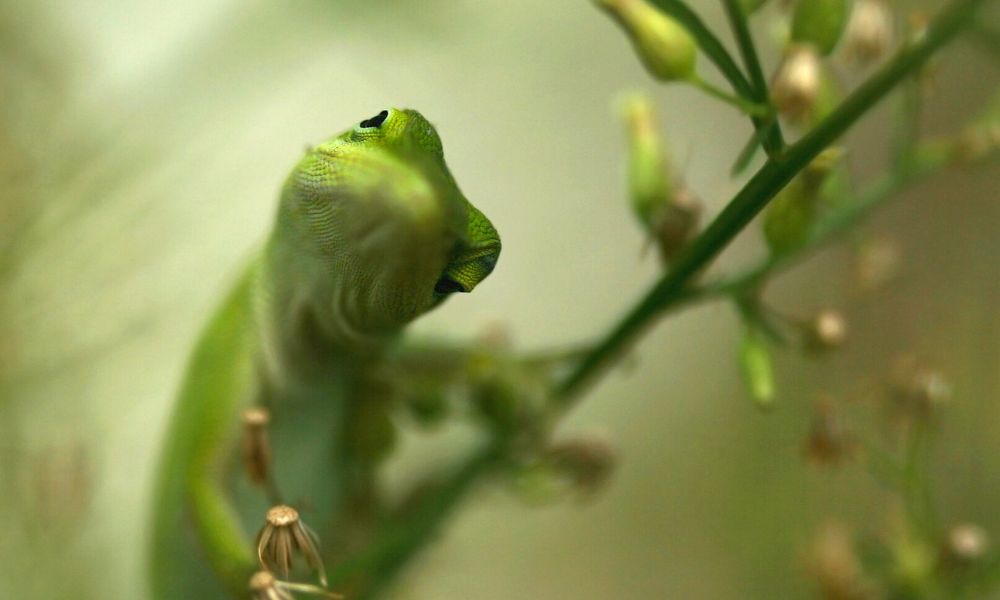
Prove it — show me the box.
[554,0,989,404]
[720,0,786,155]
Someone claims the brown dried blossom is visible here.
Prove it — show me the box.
[249,571,342,600]
[256,505,327,586]
[242,407,273,487]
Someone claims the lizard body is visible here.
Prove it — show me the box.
[149,108,500,598]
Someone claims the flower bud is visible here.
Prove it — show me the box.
[739,325,775,410]
[596,0,697,81]
[619,94,701,261]
[763,148,839,254]
[620,93,673,227]
[842,0,895,66]
[791,0,850,55]
[771,44,822,122]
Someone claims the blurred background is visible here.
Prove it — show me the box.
[1,0,998,598]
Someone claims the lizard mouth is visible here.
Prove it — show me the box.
[433,276,467,295]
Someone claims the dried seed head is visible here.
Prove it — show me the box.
[853,236,900,291]
[250,571,294,600]
[257,505,327,586]
[772,44,822,123]
[804,310,848,354]
[886,356,952,421]
[242,407,273,487]
[808,521,872,600]
[804,399,856,467]
[946,524,990,562]
[249,571,343,600]
[595,0,697,82]
[842,0,894,66]
[651,187,702,263]
[546,433,617,498]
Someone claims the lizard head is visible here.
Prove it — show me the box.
[279,108,501,336]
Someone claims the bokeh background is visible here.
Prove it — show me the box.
[1,0,998,598]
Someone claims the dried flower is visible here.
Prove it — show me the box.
[945,524,990,562]
[545,432,617,497]
[804,398,856,467]
[595,0,697,82]
[887,356,952,420]
[257,505,327,586]
[772,44,822,123]
[650,186,702,263]
[242,407,273,487]
[853,236,900,291]
[249,571,342,600]
[808,521,873,600]
[804,309,848,354]
[842,0,895,66]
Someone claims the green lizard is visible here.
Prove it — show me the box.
[149,108,501,598]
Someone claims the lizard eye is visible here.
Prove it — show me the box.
[359,109,389,129]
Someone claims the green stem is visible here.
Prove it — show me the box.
[720,0,786,156]
[554,0,987,404]
[690,75,769,116]
[327,442,504,598]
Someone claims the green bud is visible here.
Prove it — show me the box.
[739,325,775,409]
[596,0,697,81]
[763,148,840,254]
[620,93,673,227]
[620,94,701,261]
[791,0,851,55]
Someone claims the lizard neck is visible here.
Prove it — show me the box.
[254,230,396,392]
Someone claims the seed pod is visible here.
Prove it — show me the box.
[595,0,697,82]
[256,505,327,586]
[842,0,894,66]
[791,0,851,55]
[739,325,775,409]
[771,44,822,122]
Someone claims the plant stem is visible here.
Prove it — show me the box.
[554,0,988,404]
[720,0,786,156]
[648,0,754,98]
[327,442,504,598]
[690,75,769,116]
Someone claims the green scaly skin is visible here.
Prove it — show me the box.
[149,108,501,598]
